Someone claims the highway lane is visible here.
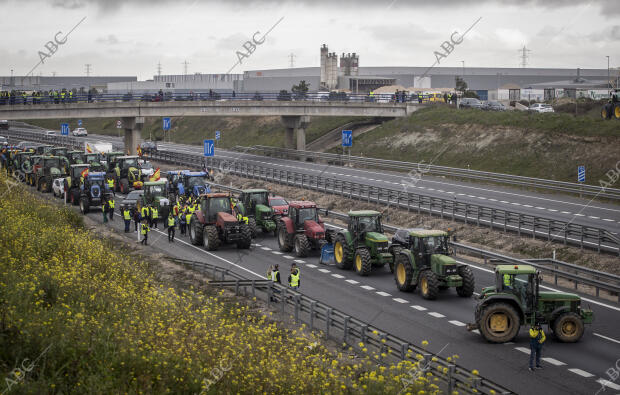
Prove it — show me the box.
[43,182,620,395]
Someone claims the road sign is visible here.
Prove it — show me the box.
[116,120,122,129]
[61,123,69,136]
[163,117,171,131]
[203,139,215,157]
[578,165,586,183]
[215,130,221,140]
[342,130,352,147]
[78,119,82,127]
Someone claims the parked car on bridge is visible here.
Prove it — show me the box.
[72,127,88,136]
[528,103,554,113]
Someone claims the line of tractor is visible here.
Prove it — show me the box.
[0,141,595,346]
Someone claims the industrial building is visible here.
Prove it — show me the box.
[0,75,136,92]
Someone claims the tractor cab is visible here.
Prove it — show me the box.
[66,150,85,165]
[40,156,69,176]
[139,181,170,218]
[83,153,104,171]
[181,171,211,197]
[199,193,234,223]
[348,211,385,238]
[50,147,68,158]
[393,229,452,267]
[289,202,320,228]
[238,189,277,236]
[34,145,54,155]
[102,151,125,170]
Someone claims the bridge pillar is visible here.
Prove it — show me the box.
[122,116,144,155]
[281,115,310,151]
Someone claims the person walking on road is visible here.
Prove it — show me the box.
[529,323,546,372]
[288,263,300,291]
[108,197,115,221]
[102,200,108,223]
[151,204,159,229]
[167,213,176,242]
[123,207,131,232]
[179,209,187,235]
[140,220,150,245]
[185,209,193,237]
[269,264,281,302]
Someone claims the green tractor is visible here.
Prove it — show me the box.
[11,151,37,182]
[468,265,593,344]
[34,145,54,155]
[111,155,142,193]
[50,147,69,159]
[32,156,69,193]
[65,164,91,205]
[331,210,393,276]
[83,153,105,172]
[237,189,277,237]
[66,150,86,165]
[392,228,474,300]
[137,181,171,220]
[23,155,44,186]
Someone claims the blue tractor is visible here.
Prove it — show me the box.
[79,171,112,214]
[168,170,211,200]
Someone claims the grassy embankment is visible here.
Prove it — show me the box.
[0,176,481,394]
[24,116,362,149]
[332,106,620,186]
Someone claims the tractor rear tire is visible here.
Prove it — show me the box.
[615,103,620,120]
[354,248,372,276]
[247,217,258,238]
[456,266,475,297]
[203,225,220,251]
[236,225,252,249]
[419,270,439,300]
[394,253,416,292]
[80,197,90,214]
[601,105,611,119]
[189,218,204,246]
[277,223,293,252]
[120,178,129,194]
[553,312,584,343]
[294,234,311,258]
[389,246,402,274]
[479,302,520,343]
[334,234,353,270]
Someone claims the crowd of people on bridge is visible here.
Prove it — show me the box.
[0,88,98,105]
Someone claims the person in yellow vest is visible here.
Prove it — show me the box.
[140,220,150,245]
[185,209,193,237]
[108,197,115,222]
[529,323,546,371]
[167,213,176,242]
[122,206,131,232]
[503,274,512,290]
[151,204,159,229]
[268,264,281,302]
[106,177,115,195]
[102,200,108,223]
[288,263,300,290]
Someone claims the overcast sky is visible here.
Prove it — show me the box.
[1,0,618,80]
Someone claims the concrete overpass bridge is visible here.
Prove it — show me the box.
[0,100,420,154]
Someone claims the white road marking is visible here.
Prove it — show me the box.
[294,259,306,264]
[568,368,594,378]
[603,218,615,222]
[542,357,566,366]
[596,379,620,390]
[514,347,530,354]
[594,333,620,344]
[360,285,375,290]
[345,279,359,284]
[306,264,317,268]
[548,209,557,212]
[272,251,283,255]
[253,243,262,247]
[427,312,445,318]
[589,216,600,219]
[472,329,480,334]
[560,211,571,214]
[376,291,391,296]
[318,268,330,273]
[283,255,294,259]
[449,320,466,327]
[393,298,408,303]
[331,273,345,279]
[261,246,272,251]
[411,305,427,311]
[523,204,533,208]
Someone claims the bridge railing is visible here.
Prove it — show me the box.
[0,91,414,105]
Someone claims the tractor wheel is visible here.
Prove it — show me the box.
[294,234,311,258]
[247,217,258,238]
[277,223,293,252]
[41,178,50,193]
[79,197,90,214]
[236,225,252,249]
[479,302,520,343]
[203,225,220,251]
[120,178,129,194]
[334,234,353,270]
[601,105,611,119]
[389,246,402,274]
[419,270,439,300]
[36,178,42,191]
[456,266,475,297]
[553,312,584,343]
[189,218,204,246]
[354,248,372,276]
[394,253,415,292]
[71,189,80,205]
[615,103,620,120]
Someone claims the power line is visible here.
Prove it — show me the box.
[85,63,92,76]
[518,45,531,68]
[289,53,296,68]
[182,60,189,75]
[157,61,162,76]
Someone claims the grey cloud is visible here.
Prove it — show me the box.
[96,34,120,45]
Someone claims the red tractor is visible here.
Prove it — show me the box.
[277,201,326,257]
[189,192,252,251]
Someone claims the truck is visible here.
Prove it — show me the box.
[277,200,326,257]
[391,228,474,300]
[236,189,277,237]
[189,193,252,250]
[79,171,111,214]
[468,265,593,343]
[330,210,393,276]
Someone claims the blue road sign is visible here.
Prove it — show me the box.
[61,123,70,136]
[78,119,82,127]
[578,165,586,183]
[203,139,215,157]
[215,130,221,140]
[342,130,352,147]
[163,117,171,131]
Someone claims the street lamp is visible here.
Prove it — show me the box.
[607,55,610,95]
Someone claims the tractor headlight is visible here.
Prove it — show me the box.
[444,266,458,275]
